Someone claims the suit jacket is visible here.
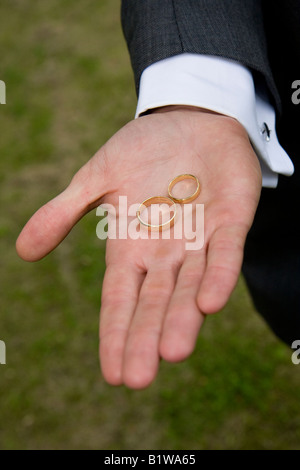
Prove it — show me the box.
[121,0,300,164]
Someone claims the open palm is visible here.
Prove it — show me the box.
[16,107,262,389]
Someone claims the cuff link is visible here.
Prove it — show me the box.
[261,122,271,142]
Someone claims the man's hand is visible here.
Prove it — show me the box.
[16,107,262,389]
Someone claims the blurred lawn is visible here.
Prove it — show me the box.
[0,0,299,450]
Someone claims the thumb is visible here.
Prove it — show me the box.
[16,151,111,262]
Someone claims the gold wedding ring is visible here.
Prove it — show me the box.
[168,174,200,203]
[136,196,176,231]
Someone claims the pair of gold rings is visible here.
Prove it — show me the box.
[136,174,200,231]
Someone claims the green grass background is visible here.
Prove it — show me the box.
[0,0,299,450]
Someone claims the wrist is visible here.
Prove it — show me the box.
[145,104,224,116]
[145,104,245,132]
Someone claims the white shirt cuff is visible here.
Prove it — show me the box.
[135,53,294,188]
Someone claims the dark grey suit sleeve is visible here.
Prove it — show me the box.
[121,0,279,108]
